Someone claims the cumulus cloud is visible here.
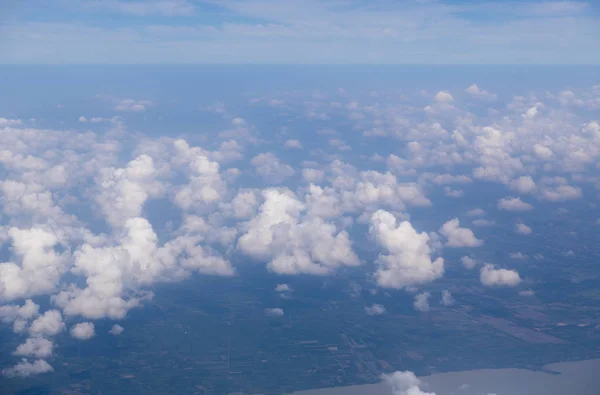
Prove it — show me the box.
[369,210,444,289]
[383,370,435,395]
[466,208,486,217]
[302,168,325,183]
[461,256,477,269]
[238,189,359,275]
[265,308,284,316]
[413,292,431,312]
[480,264,521,287]
[284,139,303,149]
[434,91,454,103]
[439,218,483,247]
[109,324,124,335]
[28,310,65,337]
[465,84,497,100]
[509,176,537,194]
[441,290,454,306]
[498,197,533,211]
[275,284,292,292]
[13,337,53,359]
[115,98,152,112]
[0,227,68,301]
[539,185,582,201]
[2,359,53,378]
[251,153,295,182]
[71,322,95,340]
[515,223,532,235]
[365,304,386,316]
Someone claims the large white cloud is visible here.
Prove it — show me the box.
[238,189,359,275]
[0,227,67,301]
[369,210,444,289]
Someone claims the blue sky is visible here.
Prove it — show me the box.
[1,0,599,64]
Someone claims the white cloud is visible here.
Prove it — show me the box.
[465,84,496,100]
[13,337,53,359]
[523,106,538,119]
[302,168,325,183]
[510,252,527,260]
[115,98,153,112]
[461,256,476,269]
[509,176,537,194]
[275,284,292,292]
[434,91,454,103]
[369,210,444,289]
[519,289,535,297]
[0,227,68,301]
[480,264,521,287]
[441,290,454,306]
[472,219,495,227]
[515,223,532,235]
[237,189,359,275]
[540,185,582,201]
[443,186,464,198]
[265,308,284,316]
[95,154,164,227]
[2,359,53,378]
[0,118,23,126]
[383,370,435,395]
[284,139,303,149]
[413,292,431,312]
[498,197,533,211]
[439,218,483,247]
[172,140,226,211]
[365,304,386,316]
[533,144,554,160]
[466,208,485,217]
[251,153,295,183]
[71,322,95,340]
[28,310,65,337]
[108,324,124,335]
[53,217,233,320]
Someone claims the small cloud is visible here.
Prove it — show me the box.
[480,264,521,287]
[284,139,303,149]
[70,322,95,340]
[498,197,533,212]
[414,292,431,312]
[515,223,532,235]
[461,256,477,269]
[435,91,454,103]
[115,99,152,112]
[440,218,483,247]
[519,290,535,297]
[510,252,528,260]
[108,324,124,335]
[365,304,386,316]
[275,284,292,293]
[465,84,497,100]
[441,290,454,306]
[265,308,284,317]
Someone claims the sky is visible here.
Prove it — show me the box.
[1,0,600,64]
